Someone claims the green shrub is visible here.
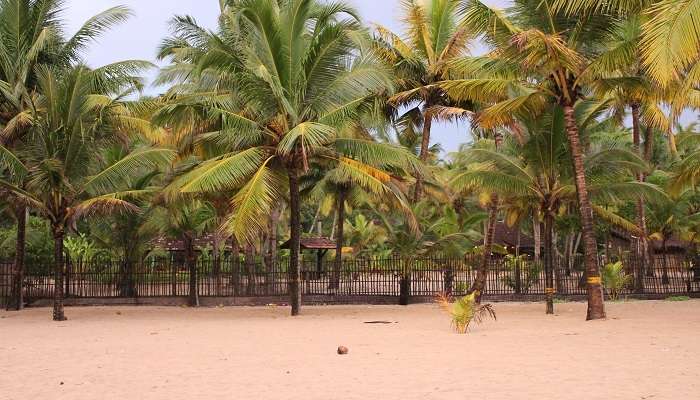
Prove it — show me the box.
[666,296,690,301]
[501,255,541,293]
[602,261,632,301]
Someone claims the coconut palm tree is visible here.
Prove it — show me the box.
[144,198,215,306]
[88,146,164,297]
[156,0,423,315]
[373,0,474,201]
[0,0,133,310]
[440,0,622,319]
[451,106,664,313]
[552,0,700,89]
[669,125,700,191]
[0,65,174,320]
[307,154,416,289]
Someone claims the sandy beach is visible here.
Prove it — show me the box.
[1,300,698,400]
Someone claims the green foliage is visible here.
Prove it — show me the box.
[2,0,700,325]
[501,255,542,293]
[0,216,53,264]
[345,214,388,258]
[64,233,111,263]
[437,292,497,334]
[601,261,632,301]
[665,296,691,301]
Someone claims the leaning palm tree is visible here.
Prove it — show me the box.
[0,0,133,310]
[157,0,421,315]
[373,0,473,201]
[0,65,174,320]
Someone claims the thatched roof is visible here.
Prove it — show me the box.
[610,228,690,253]
[493,222,538,250]
[280,237,336,250]
[150,233,232,252]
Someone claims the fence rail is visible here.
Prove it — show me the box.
[2,254,699,307]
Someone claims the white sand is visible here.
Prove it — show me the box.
[1,300,699,400]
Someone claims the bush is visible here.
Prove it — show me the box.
[501,255,541,293]
[437,292,496,333]
[602,261,632,301]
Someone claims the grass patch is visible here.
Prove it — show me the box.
[665,296,691,302]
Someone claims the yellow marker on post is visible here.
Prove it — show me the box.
[587,276,602,285]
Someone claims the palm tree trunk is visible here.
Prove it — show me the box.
[470,132,503,303]
[245,242,256,295]
[661,239,670,285]
[288,170,302,315]
[119,258,136,297]
[533,214,541,265]
[562,105,605,320]
[267,206,280,294]
[412,112,433,202]
[471,200,497,303]
[544,212,555,314]
[231,236,241,295]
[213,234,222,296]
[8,205,26,311]
[631,104,648,293]
[563,233,572,275]
[644,126,654,162]
[331,188,346,290]
[184,235,198,307]
[52,225,67,321]
[666,128,678,158]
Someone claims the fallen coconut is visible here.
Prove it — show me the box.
[337,346,349,355]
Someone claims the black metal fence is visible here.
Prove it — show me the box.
[1,253,699,307]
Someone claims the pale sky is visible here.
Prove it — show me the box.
[58,0,509,154]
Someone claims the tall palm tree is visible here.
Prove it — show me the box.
[440,0,620,319]
[373,0,473,201]
[0,0,133,310]
[0,65,174,320]
[157,0,421,315]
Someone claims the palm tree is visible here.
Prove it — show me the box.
[307,151,416,289]
[0,0,133,310]
[373,0,473,201]
[667,124,700,190]
[553,0,700,89]
[441,0,622,319]
[88,146,164,297]
[0,65,174,320]
[451,106,663,313]
[156,0,421,315]
[145,199,215,306]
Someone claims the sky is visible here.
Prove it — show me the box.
[60,0,504,154]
